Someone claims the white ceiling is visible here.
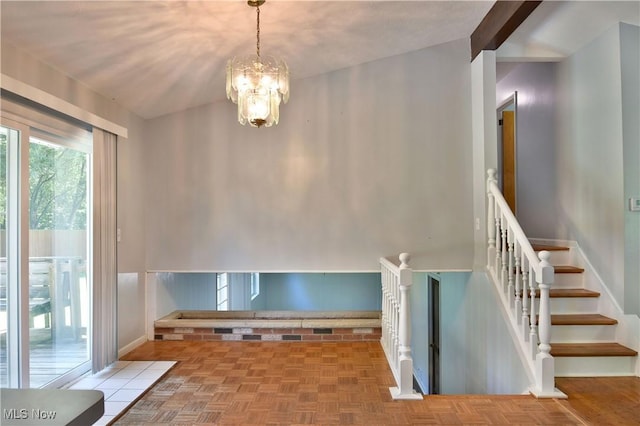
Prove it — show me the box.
[1,1,638,120]
[0,0,494,119]
[497,1,639,60]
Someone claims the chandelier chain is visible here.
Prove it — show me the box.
[256,6,261,58]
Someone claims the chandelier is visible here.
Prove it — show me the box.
[226,0,289,128]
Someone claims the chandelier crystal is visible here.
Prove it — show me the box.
[226,0,289,128]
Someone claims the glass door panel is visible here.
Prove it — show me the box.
[0,126,10,387]
[28,137,90,387]
[0,124,22,388]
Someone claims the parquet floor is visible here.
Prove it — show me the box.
[115,341,639,425]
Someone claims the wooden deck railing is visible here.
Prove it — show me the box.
[0,257,85,341]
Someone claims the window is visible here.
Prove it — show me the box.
[216,273,228,311]
[250,273,260,300]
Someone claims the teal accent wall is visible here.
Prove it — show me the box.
[254,273,382,311]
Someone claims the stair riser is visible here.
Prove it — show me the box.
[549,274,584,289]
[497,274,582,290]
[554,356,636,377]
[548,298,598,314]
[541,250,573,265]
[550,325,616,343]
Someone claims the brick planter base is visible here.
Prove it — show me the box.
[153,310,382,342]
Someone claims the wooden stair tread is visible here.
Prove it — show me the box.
[535,288,600,298]
[551,342,638,357]
[532,243,570,251]
[550,314,617,325]
[554,265,584,273]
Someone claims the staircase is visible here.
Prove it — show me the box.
[485,169,638,396]
[531,241,637,377]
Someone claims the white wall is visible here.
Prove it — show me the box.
[471,51,498,270]
[496,62,558,238]
[144,38,474,272]
[620,23,640,315]
[463,273,531,394]
[556,23,630,311]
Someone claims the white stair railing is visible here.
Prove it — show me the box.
[380,253,422,400]
[486,169,566,398]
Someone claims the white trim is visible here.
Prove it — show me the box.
[1,73,128,138]
[118,335,147,359]
[146,273,158,341]
[145,268,473,274]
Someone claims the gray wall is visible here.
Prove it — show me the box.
[116,113,148,350]
[256,273,381,311]
[1,40,149,353]
[556,23,637,312]
[496,62,558,238]
[144,38,474,272]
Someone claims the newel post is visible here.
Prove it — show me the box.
[390,253,422,400]
[531,251,565,398]
[487,169,498,270]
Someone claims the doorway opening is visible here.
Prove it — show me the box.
[497,92,517,214]
[428,274,440,394]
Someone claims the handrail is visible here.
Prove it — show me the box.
[486,169,565,398]
[379,253,422,400]
[379,256,401,271]
[487,177,540,278]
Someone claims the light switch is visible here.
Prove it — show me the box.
[630,198,640,212]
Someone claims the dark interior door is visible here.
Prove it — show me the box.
[429,276,440,394]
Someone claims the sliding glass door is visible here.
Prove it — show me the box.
[0,118,92,388]
[1,125,18,387]
[28,136,91,387]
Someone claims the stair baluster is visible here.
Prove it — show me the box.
[521,255,530,341]
[508,230,515,308]
[487,172,496,269]
[501,217,508,293]
[529,275,538,360]
[514,243,522,325]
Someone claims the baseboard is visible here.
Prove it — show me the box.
[412,375,424,394]
[118,335,147,358]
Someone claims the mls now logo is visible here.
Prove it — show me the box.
[4,409,28,419]
[3,408,57,420]
[32,409,57,419]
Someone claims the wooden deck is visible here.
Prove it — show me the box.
[0,329,88,388]
[116,340,640,425]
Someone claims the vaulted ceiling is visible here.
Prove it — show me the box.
[1,1,638,120]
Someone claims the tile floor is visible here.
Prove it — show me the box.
[68,360,176,425]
